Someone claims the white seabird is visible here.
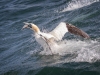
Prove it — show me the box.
[22,22,90,54]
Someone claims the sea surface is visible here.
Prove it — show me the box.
[0,0,100,75]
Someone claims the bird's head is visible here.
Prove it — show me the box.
[22,22,40,33]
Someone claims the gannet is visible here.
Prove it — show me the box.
[22,22,90,54]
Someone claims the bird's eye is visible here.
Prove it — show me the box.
[28,24,32,28]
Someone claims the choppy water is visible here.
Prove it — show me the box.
[0,0,100,75]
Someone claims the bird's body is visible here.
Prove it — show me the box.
[23,22,90,54]
[34,32,54,49]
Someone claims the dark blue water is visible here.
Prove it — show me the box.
[0,0,100,75]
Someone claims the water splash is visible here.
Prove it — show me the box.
[73,48,100,62]
[62,0,99,12]
[28,39,100,63]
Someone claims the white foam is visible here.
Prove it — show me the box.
[61,0,99,12]
[31,39,99,62]
[27,34,100,62]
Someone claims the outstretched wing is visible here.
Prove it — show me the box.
[66,23,90,38]
[50,22,90,41]
[49,22,68,41]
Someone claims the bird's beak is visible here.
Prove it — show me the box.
[22,22,30,30]
[22,25,28,29]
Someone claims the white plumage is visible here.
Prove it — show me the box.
[49,22,68,41]
[23,22,90,54]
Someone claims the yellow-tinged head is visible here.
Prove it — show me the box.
[22,22,40,33]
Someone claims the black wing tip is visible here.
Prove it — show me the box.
[66,23,90,39]
[82,34,90,39]
[84,34,90,39]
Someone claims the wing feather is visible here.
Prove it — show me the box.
[50,22,90,41]
[49,22,68,41]
[66,23,90,38]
